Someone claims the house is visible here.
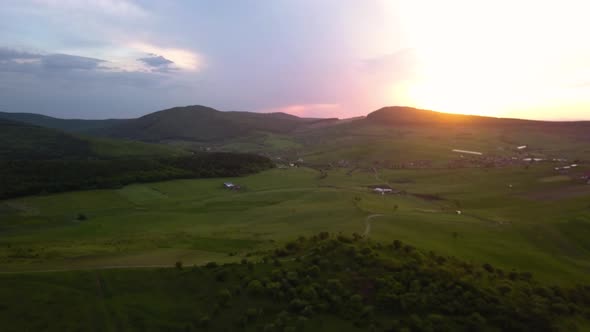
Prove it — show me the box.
[223,182,240,190]
[368,184,398,195]
[373,188,393,195]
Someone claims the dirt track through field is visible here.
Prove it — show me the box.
[364,214,384,237]
[372,167,383,182]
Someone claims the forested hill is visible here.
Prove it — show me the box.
[1,234,587,331]
[0,118,94,160]
[0,118,274,199]
[99,105,325,142]
[0,118,184,161]
[0,111,127,133]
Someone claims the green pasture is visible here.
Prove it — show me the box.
[1,165,589,285]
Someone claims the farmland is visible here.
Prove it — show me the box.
[2,107,590,330]
[2,164,589,285]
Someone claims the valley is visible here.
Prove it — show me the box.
[1,106,590,330]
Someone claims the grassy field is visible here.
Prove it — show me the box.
[2,236,589,332]
[1,164,589,285]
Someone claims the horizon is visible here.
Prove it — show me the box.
[1,1,589,121]
[2,104,590,123]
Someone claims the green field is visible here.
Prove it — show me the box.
[2,164,589,285]
[2,108,590,330]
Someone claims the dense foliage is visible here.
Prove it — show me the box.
[0,119,94,160]
[202,234,589,331]
[1,234,588,331]
[0,152,274,199]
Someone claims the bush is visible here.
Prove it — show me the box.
[218,289,231,306]
[247,280,264,295]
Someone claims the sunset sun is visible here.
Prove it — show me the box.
[385,0,590,119]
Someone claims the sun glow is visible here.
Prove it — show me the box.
[390,0,590,119]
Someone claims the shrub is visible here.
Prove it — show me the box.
[205,261,218,268]
[247,280,264,295]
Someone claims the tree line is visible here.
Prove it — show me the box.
[0,152,274,199]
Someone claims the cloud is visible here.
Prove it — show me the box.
[130,42,203,71]
[41,54,105,70]
[137,54,177,72]
[0,47,175,88]
[0,47,42,61]
[32,0,148,18]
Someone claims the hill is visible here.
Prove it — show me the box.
[0,118,95,160]
[0,111,127,133]
[0,118,184,161]
[0,118,269,198]
[364,106,536,126]
[0,235,587,331]
[364,106,590,129]
[100,105,326,142]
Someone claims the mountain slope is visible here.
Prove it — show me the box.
[0,118,94,160]
[100,105,325,142]
[0,111,127,133]
[364,106,532,126]
[0,118,184,160]
[364,106,590,129]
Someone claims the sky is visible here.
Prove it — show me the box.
[1,0,589,120]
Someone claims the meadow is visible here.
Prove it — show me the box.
[1,163,589,285]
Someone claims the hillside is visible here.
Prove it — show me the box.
[364,106,590,129]
[0,118,184,161]
[364,106,536,126]
[0,118,94,160]
[0,118,276,198]
[0,235,587,331]
[0,111,127,133]
[100,105,326,142]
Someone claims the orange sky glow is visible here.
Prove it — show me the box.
[378,0,590,120]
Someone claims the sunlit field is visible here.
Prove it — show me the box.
[2,165,589,285]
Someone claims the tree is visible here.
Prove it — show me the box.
[247,280,264,295]
[197,316,210,328]
[217,289,231,307]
